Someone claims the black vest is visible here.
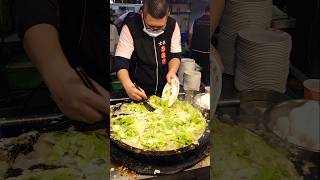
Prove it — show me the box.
[125,13,177,96]
[59,0,110,91]
[191,14,210,53]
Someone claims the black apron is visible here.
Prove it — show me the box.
[59,0,110,91]
[124,13,178,96]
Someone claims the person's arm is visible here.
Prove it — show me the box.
[114,25,147,100]
[24,25,109,123]
[14,0,108,123]
[167,59,180,83]
[210,0,225,35]
[167,22,182,84]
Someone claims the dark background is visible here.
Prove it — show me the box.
[273,0,320,78]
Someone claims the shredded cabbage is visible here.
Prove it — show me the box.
[111,96,207,151]
[212,120,299,180]
[5,131,108,180]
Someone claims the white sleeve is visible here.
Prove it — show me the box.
[170,22,182,53]
[115,25,134,59]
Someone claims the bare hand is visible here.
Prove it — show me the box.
[21,24,109,124]
[124,83,147,101]
[166,71,179,85]
[49,70,109,124]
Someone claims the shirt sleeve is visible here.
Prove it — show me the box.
[115,25,135,59]
[13,0,58,39]
[170,22,182,53]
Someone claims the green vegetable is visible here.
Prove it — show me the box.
[212,120,299,180]
[1,131,108,180]
[40,132,108,171]
[111,95,206,151]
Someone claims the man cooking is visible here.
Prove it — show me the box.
[114,0,181,101]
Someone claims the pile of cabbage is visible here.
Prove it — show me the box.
[212,120,300,180]
[111,96,207,151]
[2,131,108,180]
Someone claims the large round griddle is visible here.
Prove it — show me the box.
[110,98,210,168]
[110,139,209,175]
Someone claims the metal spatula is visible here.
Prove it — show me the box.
[133,83,155,112]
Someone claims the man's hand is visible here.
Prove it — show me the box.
[123,82,147,101]
[22,24,109,124]
[117,69,147,101]
[51,71,109,124]
[166,71,179,85]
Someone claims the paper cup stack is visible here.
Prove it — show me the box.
[235,28,292,93]
[183,71,201,91]
[178,58,196,85]
[217,0,273,75]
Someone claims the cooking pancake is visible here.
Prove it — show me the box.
[110,96,207,151]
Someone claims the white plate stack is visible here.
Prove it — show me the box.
[217,0,273,75]
[235,28,292,93]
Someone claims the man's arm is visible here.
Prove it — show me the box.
[14,0,108,123]
[114,25,147,100]
[23,25,72,87]
[168,58,180,76]
[24,25,109,123]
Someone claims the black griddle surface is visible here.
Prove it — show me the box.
[111,142,209,175]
